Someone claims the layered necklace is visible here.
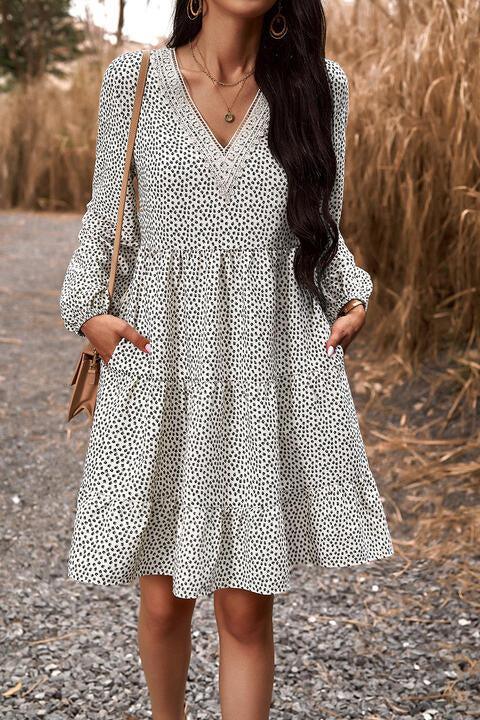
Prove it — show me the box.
[188,39,256,124]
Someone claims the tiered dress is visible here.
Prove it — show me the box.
[59,46,394,599]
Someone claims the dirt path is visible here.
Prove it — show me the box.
[0,211,477,720]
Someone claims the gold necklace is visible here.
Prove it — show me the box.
[189,40,253,123]
[189,39,255,86]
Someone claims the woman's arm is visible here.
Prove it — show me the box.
[59,51,143,337]
[320,60,373,327]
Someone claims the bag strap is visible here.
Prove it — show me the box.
[107,49,150,302]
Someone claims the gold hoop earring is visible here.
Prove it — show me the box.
[269,0,288,40]
[187,0,202,21]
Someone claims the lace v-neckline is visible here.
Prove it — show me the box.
[153,45,270,203]
[171,45,261,154]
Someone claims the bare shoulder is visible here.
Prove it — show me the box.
[324,57,349,106]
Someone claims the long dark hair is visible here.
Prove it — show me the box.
[168,1,338,312]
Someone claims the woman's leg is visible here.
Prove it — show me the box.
[137,575,196,720]
[214,588,275,720]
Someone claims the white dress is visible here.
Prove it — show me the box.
[59,46,394,599]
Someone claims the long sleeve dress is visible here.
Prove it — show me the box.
[59,46,394,599]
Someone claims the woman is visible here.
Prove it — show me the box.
[59,1,394,718]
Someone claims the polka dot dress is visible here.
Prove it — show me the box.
[59,46,394,599]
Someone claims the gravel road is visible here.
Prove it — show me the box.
[0,211,477,720]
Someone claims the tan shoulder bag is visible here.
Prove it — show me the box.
[67,49,151,423]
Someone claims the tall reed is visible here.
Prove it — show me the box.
[327,0,479,361]
[0,48,117,211]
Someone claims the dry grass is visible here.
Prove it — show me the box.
[348,343,479,599]
[0,47,118,211]
[327,2,479,581]
[327,0,480,363]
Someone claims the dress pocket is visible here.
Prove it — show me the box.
[106,336,153,378]
[334,341,346,369]
[106,336,127,369]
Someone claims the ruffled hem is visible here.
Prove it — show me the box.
[67,491,394,599]
[67,552,395,600]
[68,362,395,600]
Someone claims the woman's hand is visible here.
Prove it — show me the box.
[80,315,152,365]
[325,304,366,356]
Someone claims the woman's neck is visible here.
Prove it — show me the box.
[189,4,264,82]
